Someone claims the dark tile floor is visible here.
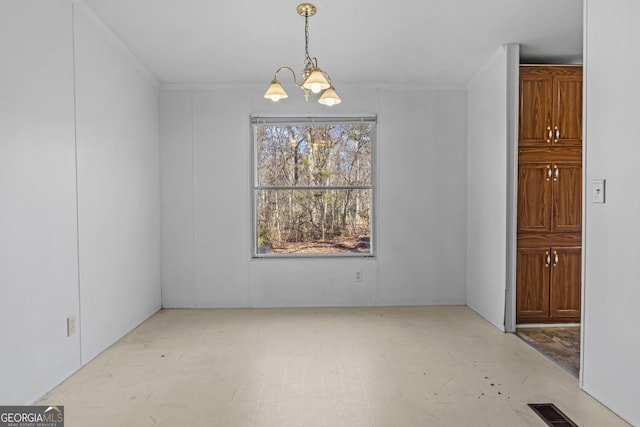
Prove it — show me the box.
[516,326,580,376]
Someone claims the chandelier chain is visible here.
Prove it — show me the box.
[304,12,312,68]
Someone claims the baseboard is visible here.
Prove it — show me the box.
[516,323,580,328]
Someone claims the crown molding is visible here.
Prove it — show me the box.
[160,82,466,92]
[71,0,159,88]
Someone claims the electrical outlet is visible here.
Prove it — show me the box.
[592,179,605,203]
[355,270,362,282]
[67,315,76,337]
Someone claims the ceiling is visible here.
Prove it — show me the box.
[82,0,583,87]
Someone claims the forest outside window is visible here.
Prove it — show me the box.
[251,117,376,257]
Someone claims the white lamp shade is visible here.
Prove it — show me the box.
[264,80,288,102]
[302,69,330,94]
[318,86,341,106]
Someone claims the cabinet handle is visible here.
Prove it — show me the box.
[545,251,551,267]
[546,165,552,182]
[547,127,552,143]
[553,250,558,267]
[554,126,560,142]
[553,165,559,181]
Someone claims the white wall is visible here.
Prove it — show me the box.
[160,86,468,308]
[0,1,161,403]
[160,89,252,308]
[73,4,162,363]
[465,46,514,331]
[377,89,468,305]
[0,0,80,405]
[159,90,196,307]
[582,1,640,425]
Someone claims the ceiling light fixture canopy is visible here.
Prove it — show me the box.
[264,3,341,106]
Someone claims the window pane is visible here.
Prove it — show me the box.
[253,119,375,257]
[256,124,372,187]
[256,189,371,255]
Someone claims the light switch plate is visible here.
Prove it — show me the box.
[592,179,605,203]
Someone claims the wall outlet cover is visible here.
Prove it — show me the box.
[592,179,606,203]
[67,315,76,337]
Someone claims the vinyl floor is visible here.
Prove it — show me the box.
[39,307,626,426]
[516,327,581,377]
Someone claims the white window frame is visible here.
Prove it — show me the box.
[251,116,377,258]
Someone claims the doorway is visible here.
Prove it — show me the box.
[509,64,584,376]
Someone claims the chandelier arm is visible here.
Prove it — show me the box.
[274,66,304,88]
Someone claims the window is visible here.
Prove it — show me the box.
[251,117,375,257]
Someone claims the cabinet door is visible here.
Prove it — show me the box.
[552,162,582,232]
[518,162,551,233]
[550,247,581,319]
[553,70,583,147]
[519,68,553,147]
[516,247,551,322]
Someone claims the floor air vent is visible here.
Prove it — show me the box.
[528,403,578,427]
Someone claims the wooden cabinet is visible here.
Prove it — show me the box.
[552,161,582,233]
[517,246,581,322]
[517,157,582,234]
[516,247,551,320]
[516,65,582,324]
[519,66,582,148]
[549,246,582,319]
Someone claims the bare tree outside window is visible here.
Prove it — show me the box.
[252,118,375,256]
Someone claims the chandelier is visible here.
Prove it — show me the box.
[264,3,341,106]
